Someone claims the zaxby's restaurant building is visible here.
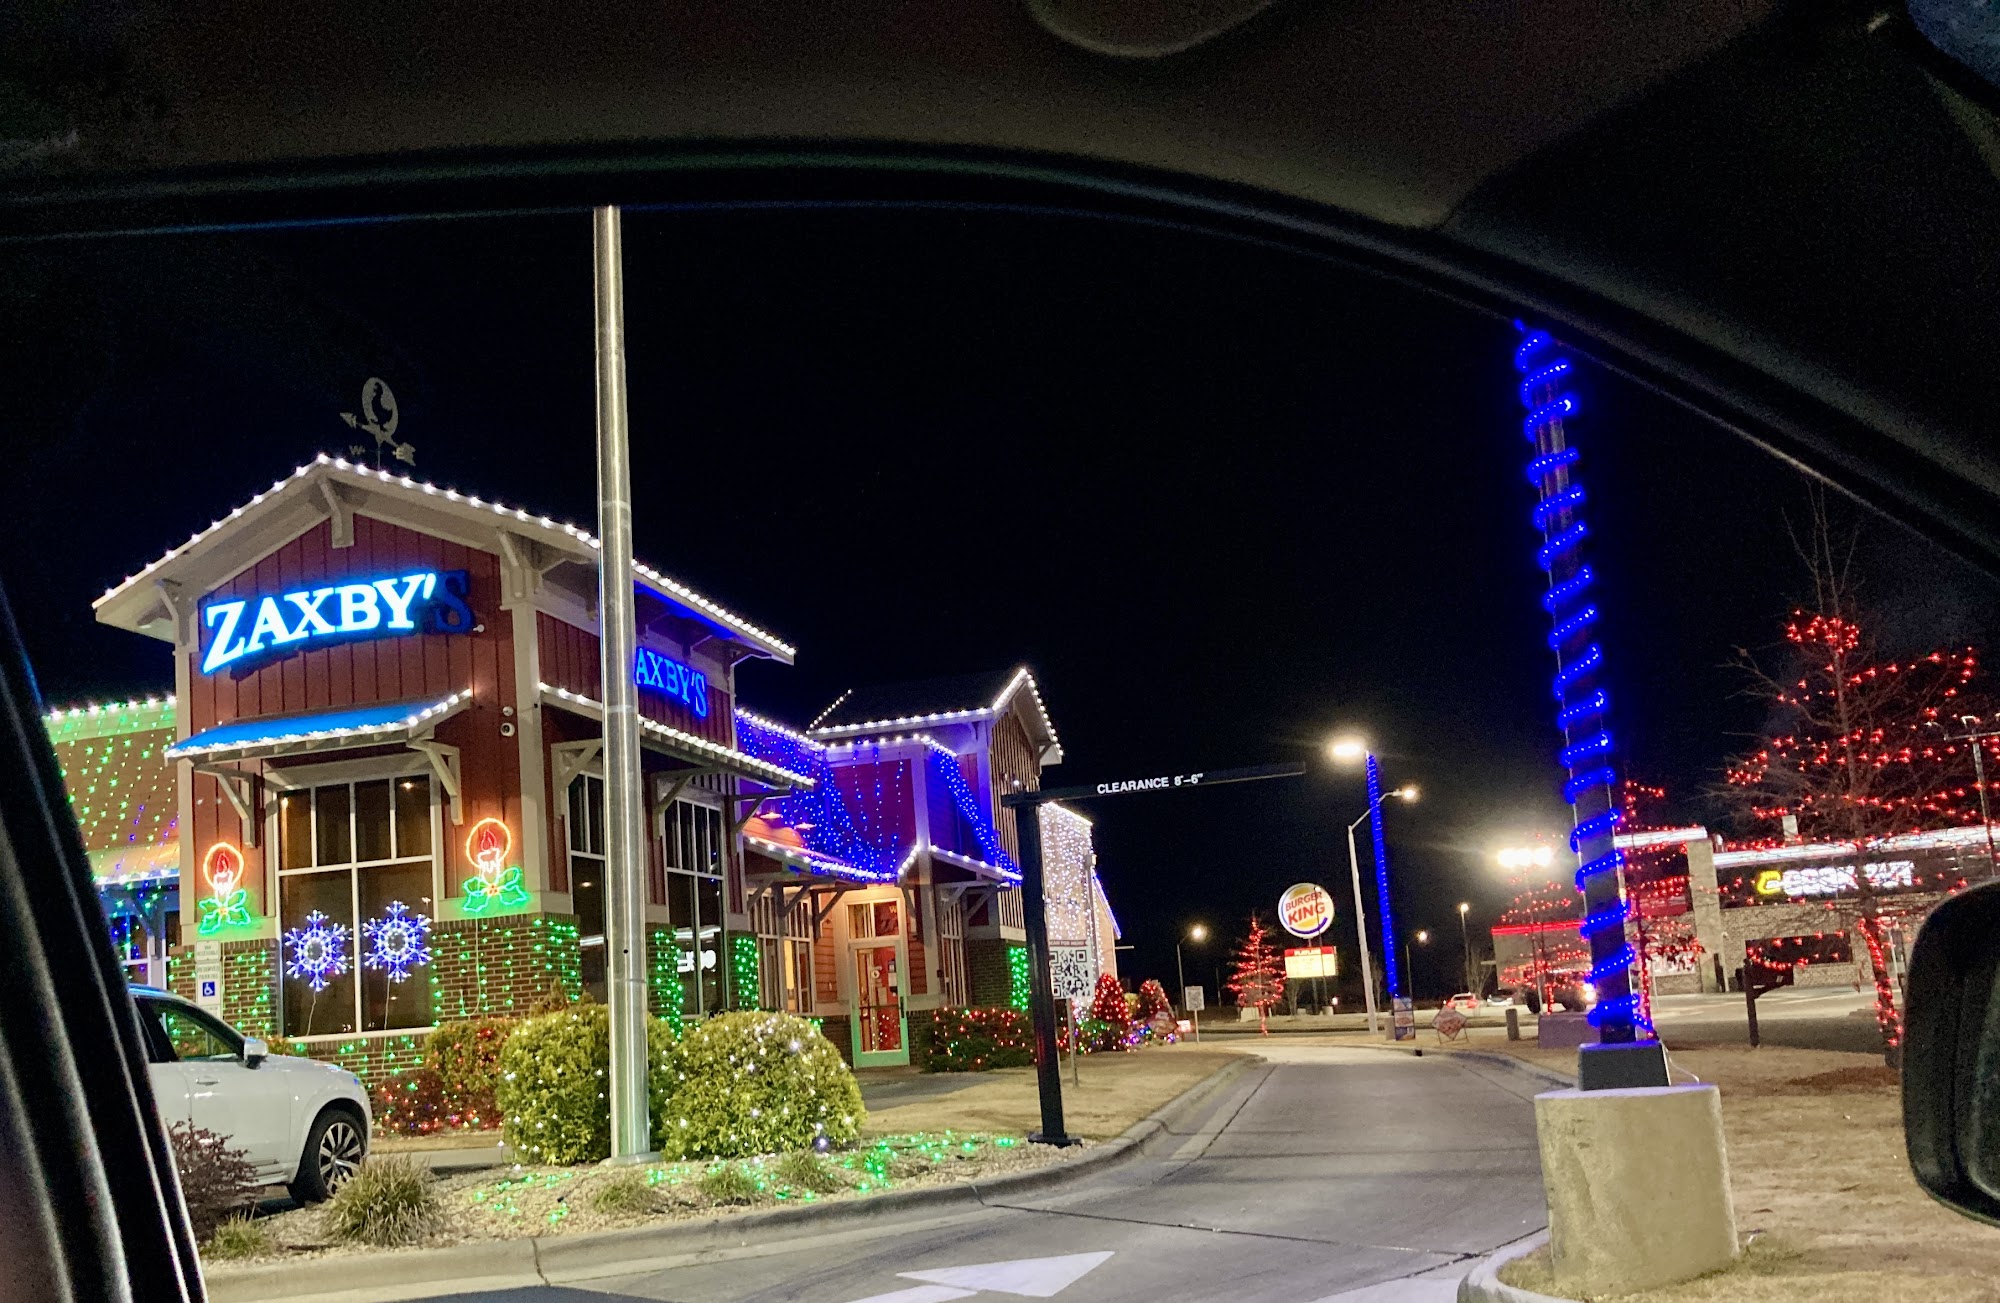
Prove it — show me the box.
[78,455,1100,1079]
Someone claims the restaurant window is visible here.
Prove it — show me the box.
[569,774,608,1002]
[277,775,437,1038]
[664,797,726,1017]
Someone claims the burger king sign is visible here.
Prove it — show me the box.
[1278,882,1335,940]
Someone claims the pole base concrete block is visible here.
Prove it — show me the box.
[1533,1084,1737,1296]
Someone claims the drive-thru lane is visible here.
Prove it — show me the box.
[428,1043,1550,1303]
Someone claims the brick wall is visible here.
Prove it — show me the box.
[432,914,582,1020]
[166,940,279,1040]
[966,937,1015,1008]
[906,1007,936,1071]
[819,1015,853,1065]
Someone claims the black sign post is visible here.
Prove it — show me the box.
[1002,762,1306,1145]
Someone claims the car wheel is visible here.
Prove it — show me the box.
[288,1108,366,1204]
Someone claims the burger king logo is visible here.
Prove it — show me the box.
[1278,882,1335,939]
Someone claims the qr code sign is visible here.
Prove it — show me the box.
[1049,947,1096,1001]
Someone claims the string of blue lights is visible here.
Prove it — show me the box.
[1513,325,1645,1039]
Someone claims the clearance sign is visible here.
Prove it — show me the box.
[1278,882,1335,940]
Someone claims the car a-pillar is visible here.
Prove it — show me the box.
[1515,328,1737,1295]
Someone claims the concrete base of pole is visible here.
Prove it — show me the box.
[1533,1084,1737,1296]
[600,1150,662,1167]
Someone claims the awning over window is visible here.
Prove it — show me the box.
[539,684,813,790]
[927,844,1021,885]
[164,692,471,763]
[742,834,907,885]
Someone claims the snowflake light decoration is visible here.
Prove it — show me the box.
[363,900,432,982]
[284,911,352,992]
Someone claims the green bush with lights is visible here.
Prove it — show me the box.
[656,1011,865,1160]
[495,1004,678,1163]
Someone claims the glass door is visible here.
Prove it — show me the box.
[848,898,908,1066]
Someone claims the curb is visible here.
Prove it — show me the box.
[1458,1232,1579,1303]
[205,1053,1259,1303]
[1444,1050,1576,1092]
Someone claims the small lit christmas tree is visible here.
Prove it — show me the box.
[1228,914,1287,1034]
[1089,972,1130,1034]
[1135,979,1173,1026]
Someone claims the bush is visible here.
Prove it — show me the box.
[323,1155,446,1246]
[426,1016,518,1118]
[496,1004,679,1163]
[656,1011,865,1159]
[1059,1017,1126,1054]
[927,1008,1034,1072]
[166,1122,257,1241]
[698,1162,766,1205]
[202,1214,269,1261]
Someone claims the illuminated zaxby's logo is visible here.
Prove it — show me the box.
[633,646,709,717]
[200,570,474,676]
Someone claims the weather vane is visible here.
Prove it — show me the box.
[340,377,415,469]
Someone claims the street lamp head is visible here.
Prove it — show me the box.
[1458,901,1470,916]
[1416,929,1430,943]
[1393,784,1419,802]
[1328,737,1367,764]
[1188,924,1208,943]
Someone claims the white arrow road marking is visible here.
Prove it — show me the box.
[899,1251,1115,1298]
[846,1287,979,1303]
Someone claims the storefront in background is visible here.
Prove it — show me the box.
[733,669,1118,1067]
[91,455,807,1082]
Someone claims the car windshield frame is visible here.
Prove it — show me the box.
[137,997,243,1064]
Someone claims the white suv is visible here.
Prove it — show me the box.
[130,987,371,1203]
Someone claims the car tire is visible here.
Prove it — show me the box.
[289,1107,366,1204]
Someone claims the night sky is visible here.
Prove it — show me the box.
[9,207,1999,1004]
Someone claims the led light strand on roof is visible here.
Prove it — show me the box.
[164,691,472,760]
[95,454,794,659]
[1514,326,1645,1038]
[736,713,900,877]
[540,685,813,788]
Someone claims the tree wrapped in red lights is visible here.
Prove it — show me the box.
[1723,497,1993,1058]
[1088,972,1130,1035]
[1227,914,1287,1034]
[1134,979,1176,1042]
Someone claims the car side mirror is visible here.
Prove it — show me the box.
[1903,880,2000,1225]
[241,1037,268,1069]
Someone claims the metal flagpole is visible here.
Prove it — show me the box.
[593,205,653,1162]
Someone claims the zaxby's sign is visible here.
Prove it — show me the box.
[633,647,710,717]
[200,570,474,675]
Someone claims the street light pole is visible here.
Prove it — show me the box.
[1458,902,1474,995]
[1344,813,1381,1035]
[1176,924,1207,1042]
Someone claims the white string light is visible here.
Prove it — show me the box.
[164,689,471,760]
[539,684,814,788]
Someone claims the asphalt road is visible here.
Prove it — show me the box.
[420,1045,1550,1303]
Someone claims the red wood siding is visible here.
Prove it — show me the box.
[184,515,518,907]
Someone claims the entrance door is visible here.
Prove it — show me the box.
[846,898,908,1066]
[851,942,908,1066]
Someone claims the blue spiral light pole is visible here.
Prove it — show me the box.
[1366,753,1401,1001]
[1513,325,1666,1087]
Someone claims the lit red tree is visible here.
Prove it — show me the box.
[1227,914,1287,1034]
[1088,972,1130,1034]
[1722,498,1993,1057]
[1135,979,1174,1028]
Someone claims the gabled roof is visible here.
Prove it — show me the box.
[808,666,1061,760]
[43,696,180,883]
[93,455,793,663]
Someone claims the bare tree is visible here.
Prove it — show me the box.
[1722,490,1987,1059]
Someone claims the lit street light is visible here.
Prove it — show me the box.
[1176,924,1209,1043]
[1458,901,1474,995]
[1495,841,1563,1010]
[1328,734,1418,1034]
[1404,928,1430,1001]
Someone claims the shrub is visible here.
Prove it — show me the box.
[370,1067,457,1136]
[773,1151,846,1194]
[928,1008,1034,1072]
[590,1168,660,1215]
[656,1011,865,1160]
[1059,1017,1126,1054]
[496,1004,679,1163]
[202,1214,270,1261]
[323,1155,446,1246]
[425,1016,518,1123]
[698,1162,766,1205]
[166,1122,257,1241]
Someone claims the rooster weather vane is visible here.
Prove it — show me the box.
[341,377,415,468]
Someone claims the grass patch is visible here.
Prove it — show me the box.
[201,1214,270,1261]
[772,1151,847,1195]
[697,1163,767,1206]
[324,1155,448,1247]
[589,1168,660,1216]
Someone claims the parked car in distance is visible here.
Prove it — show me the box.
[128,986,370,1203]
[1484,992,1517,1008]
[1442,993,1481,1013]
